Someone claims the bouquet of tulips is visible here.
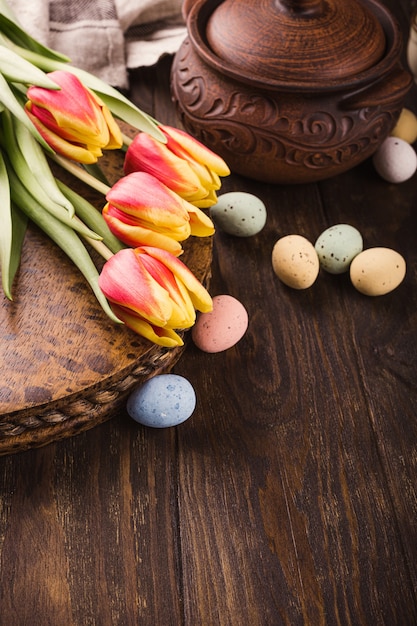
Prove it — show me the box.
[0,0,230,347]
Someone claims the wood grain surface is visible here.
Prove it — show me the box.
[0,1,416,624]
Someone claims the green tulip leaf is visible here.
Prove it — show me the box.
[95,91,166,142]
[82,162,111,187]
[0,44,61,87]
[13,117,75,216]
[0,11,70,62]
[7,163,122,325]
[0,149,13,299]
[56,180,125,254]
[1,110,101,240]
[0,73,53,152]
[9,202,28,292]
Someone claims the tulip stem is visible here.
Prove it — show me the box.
[51,153,111,197]
[69,212,114,260]
[84,236,114,261]
[121,132,133,148]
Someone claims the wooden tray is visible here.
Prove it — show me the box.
[0,131,212,455]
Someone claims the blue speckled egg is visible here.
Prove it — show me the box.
[314,224,363,274]
[210,191,267,237]
[127,374,196,428]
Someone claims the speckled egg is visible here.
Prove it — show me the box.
[210,191,267,237]
[127,374,196,428]
[372,137,417,183]
[350,247,406,296]
[192,294,248,353]
[390,108,417,144]
[272,235,320,289]
[314,224,363,274]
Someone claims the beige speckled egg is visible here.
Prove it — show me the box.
[272,235,320,289]
[192,294,248,353]
[350,247,406,296]
[390,108,417,144]
[372,137,417,183]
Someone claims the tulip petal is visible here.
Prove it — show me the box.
[98,248,173,325]
[27,102,105,154]
[106,172,191,228]
[190,162,220,194]
[88,90,123,149]
[124,132,205,197]
[27,81,102,146]
[103,202,189,240]
[26,70,123,159]
[111,304,184,347]
[139,253,196,328]
[27,71,111,146]
[160,124,231,176]
[173,276,198,327]
[186,205,215,237]
[103,203,184,255]
[135,246,213,313]
[25,106,101,163]
[192,189,221,209]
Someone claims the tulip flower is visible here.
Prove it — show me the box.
[25,70,123,163]
[102,171,215,256]
[99,246,213,347]
[124,124,230,208]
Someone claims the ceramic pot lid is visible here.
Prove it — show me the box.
[204,0,386,82]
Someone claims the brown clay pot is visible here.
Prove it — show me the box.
[171,0,413,184]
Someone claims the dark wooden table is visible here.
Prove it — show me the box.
[1,1,416,624]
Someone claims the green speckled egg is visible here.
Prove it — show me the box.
[210,192,266,237]
[315,224,363,274]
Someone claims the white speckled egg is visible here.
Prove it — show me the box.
[192,294,248,353]
[127,374,196,428]
[314,224,363,274]
[350,247,406,296]
[372,137,417,183]
[390,108,417,144]
[272,235,320,289]
[210,191,267,237]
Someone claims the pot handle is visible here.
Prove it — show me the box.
[183,0,325,19]
[340,67,413,111]
[275,0,325,16]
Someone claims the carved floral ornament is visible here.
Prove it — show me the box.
[171,39,401,182]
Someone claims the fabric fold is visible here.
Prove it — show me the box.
[7,0,186,88]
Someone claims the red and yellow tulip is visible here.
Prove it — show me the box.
[124,124,230,208]
[103,171,214,256]
[25,70,122,164]
[98,246,213,347]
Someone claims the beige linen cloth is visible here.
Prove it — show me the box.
[7,0,186,88]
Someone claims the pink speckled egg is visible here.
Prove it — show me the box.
[191,294,248,353]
